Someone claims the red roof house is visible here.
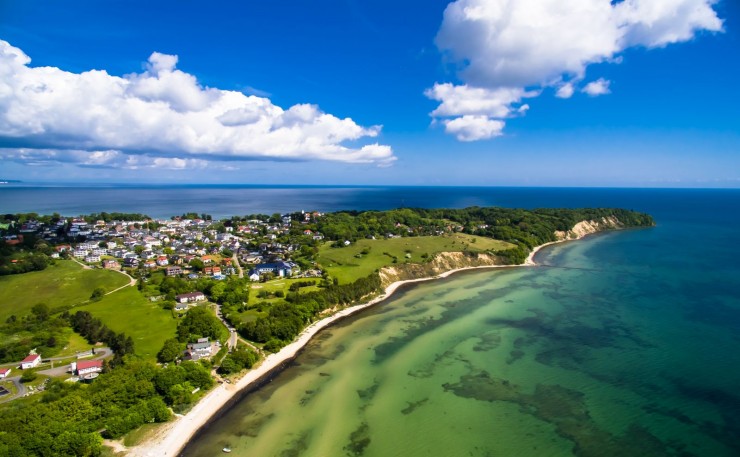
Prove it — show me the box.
[75,359,103,379]
[21,354,41,369]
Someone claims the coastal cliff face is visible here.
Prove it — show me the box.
[554,216,622,241]
[378,251,504,286]
[378,216,627,287]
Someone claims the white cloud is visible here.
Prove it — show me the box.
[429,0,723,140]
[0,40,395,168]
[555,83,575,99]
[443,115,505,141]
[583,78,612,97]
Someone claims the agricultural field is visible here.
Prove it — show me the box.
[79,287,178,361]
[317,233,514,284]
[0,260,129,322]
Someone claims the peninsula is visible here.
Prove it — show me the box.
[0,207,654,456]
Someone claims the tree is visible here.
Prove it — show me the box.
[157,339,182,364]
[177,307,222,343]
[31,303,50,322]
[90,287,105,302]
[20,370,37,383]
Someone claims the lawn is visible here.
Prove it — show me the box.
[317,233,514,284]
[247,278,322,305]
[79,287,178,361]
[0,260,129,322]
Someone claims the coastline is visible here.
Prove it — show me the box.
[127,236,575,457]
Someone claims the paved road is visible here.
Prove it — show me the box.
[0,376,26,404]
[38,348,113,377]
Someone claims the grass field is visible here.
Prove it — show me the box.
[79,287,178,361]
[317,233,514,284]
[0,260,129,322]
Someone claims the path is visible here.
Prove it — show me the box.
[105,268,136,295]
[70,257,136,295]
[232,252,244,279]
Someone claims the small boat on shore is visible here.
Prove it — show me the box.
[222,447,232,453]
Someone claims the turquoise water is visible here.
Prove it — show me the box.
[182,191,740,456]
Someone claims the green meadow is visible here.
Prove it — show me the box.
[317,233,514,284]
[0,260,129,322]
[79,287,177,361]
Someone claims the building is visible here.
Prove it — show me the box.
[175,291,206,303]
[0,367,10,379]
[73,359,103,380]
[184,338,219,361]
[20,353,41,369]
[166,266,183,277]
[252,261,294,278]
[102,259,121,270]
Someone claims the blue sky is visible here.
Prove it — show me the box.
[0,0,738,187]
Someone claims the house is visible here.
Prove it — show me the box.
[123,257,139,268]
[174,302,189,311]
[85,254,101,263]
[156,256,169,267]
[166,266,183,277]
[102,259,121,270]
[254,261,293,278]
[0,367,10,379]
[73,359,103,380]
[20,353,41,369]
[248,270,261,281]
[184,338,219,361]
[175,292,206,303]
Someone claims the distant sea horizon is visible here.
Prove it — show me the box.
[2,183,739,220]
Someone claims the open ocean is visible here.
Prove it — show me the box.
[3,185,740,456]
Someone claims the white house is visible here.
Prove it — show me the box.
[0,367,10,379]
[73,359,103,380]
[20,353,41,369]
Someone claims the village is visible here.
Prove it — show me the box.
[0,210,330,402]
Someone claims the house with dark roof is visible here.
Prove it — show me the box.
[184,338,219,361]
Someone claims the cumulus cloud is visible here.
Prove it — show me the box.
[428,0,723,140]
[583,78,612,97]
[443,115,505,141]
[555,83,575,99]
[0,40,395,169]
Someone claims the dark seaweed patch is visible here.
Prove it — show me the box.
[443,370,682,457]
[401,398,429,415]
[279,430,311,457]
[344,422,371,456]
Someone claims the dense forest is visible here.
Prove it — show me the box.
[0,358,213,456]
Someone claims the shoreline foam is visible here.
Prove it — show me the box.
[128,234,585,456]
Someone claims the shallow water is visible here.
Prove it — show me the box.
[183,200,740,457]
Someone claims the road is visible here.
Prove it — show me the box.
[0,376,26,404]
[38,347,113,377]
[232,252,244,278]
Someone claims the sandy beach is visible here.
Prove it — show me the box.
[127,237,573,457]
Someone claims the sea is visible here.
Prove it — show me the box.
[2,185,739,456]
